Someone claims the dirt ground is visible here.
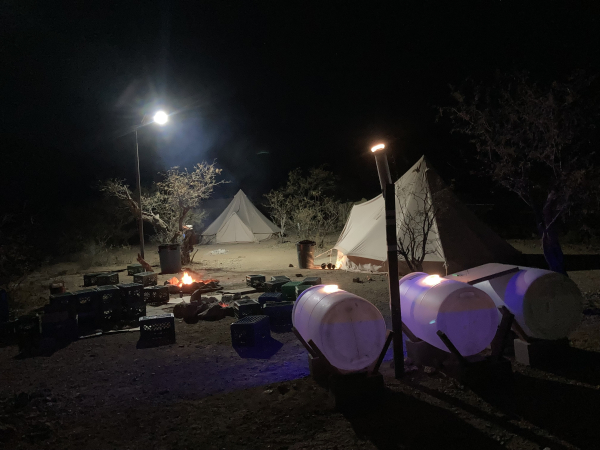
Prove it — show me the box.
[1,238,599,450]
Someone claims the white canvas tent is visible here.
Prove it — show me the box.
[334,156,520,274]
[201,189,280,243]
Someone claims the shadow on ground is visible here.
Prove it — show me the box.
[522,253,600,271]
[346,389,505,450]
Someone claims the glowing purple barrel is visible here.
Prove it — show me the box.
[399,273,499,356]
[293,285,387,373]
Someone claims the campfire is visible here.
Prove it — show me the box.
[166,271,220,294]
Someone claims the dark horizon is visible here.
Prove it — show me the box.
[2,2,600,223]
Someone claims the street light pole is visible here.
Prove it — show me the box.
[133,110,169,260]
[135,127,145,259]
[371,143,404,379]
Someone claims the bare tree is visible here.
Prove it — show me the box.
[395,175,442,272]
[438,71,600,274]
[263,189,292,243]
[101,161,226,263]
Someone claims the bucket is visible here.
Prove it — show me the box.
[158,244,182,274]
[296,240,316,269]
[293,285,387,372]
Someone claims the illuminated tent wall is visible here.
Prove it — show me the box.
[334,156,520,275]
[201,189,280,243]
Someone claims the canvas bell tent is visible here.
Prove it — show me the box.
[201,189,280,243]
[334,156,520,274]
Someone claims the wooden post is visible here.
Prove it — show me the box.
[385,183,404,378]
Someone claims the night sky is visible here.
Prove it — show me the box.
[2,1,600,218]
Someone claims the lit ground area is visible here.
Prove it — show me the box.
[1,239,599,449]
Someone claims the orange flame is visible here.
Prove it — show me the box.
[181,272,194,285]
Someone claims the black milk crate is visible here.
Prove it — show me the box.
[127,263,144,276]
[258,292,284,305]
[83,272,105,287]
[233,299,261,319]
[139,313,176,344]
[96,286,122,324]
[117,283,144,304]
[265,280,288,293]
[133,271,158,287]
[295,284,312,299]
[270,275,291,282]
[302,277,322,286]
[47,292,76,314]
[262,301,294,330]
[96,286,121,307]
[122,302,146,321]
[246,274,266,288]
[230,315,270,347]
[97,272,119,286]
[74,289,101,313]
[144,286,170,305]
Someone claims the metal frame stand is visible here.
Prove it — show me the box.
[405,306,515,387]
[293,327,394,410]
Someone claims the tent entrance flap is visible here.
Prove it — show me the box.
[216,213,255,243]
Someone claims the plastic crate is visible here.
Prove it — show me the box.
[74,289,100,313]
[83,272,104,287]
[302,277,322,286]
[127,263,144,276]
[230,315,270,347]
[41,311,78,340]
[270,275,291,282]
[97,272,119,286]
[258,292,284,305]
[47,292,76,314]
[139,313,176,344]
[246,274,266,288]
[265,280,288,293]
[144,286,170,305]
[233,299,262,319]
[295,284,313,298]
[96,286,122,324]
[262,301,294,330]
[16,315,41,352]
[281,282,303,300]
[133,271,158,287]
[117,283,144,303]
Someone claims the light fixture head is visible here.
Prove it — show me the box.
[153,110,169,125]
[371,143,385,152]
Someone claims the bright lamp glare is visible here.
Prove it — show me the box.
[323,285,339,293]
[371,144,385,152]
[421,275,442,286]
[153,111,168,125]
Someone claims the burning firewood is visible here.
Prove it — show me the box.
[137,254,154,272]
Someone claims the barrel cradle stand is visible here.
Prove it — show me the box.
[452,264,576,368]
[292,327,394,410]
[405,306,515,387]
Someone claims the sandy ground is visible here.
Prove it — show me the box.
[1,238,599,449]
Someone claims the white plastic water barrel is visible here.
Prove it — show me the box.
[399,273,499,356]
[468,264,582,340]
[292,285,387,373]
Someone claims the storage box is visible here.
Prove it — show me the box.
[265,280,288,293]
[97,272,119,286]
[83,272,104,287]
[74,289,100,313]
[133,271,158,287]
[246,274,266,288]
[139,313,176,344]
[96,286,122,324]
[118,283,145,321]
[41,311,78,340]
[233,299,262,319]
[258,292,284,305]
[262,301,294,331]
[281,281,303,300]
[47,292,76,314]
[302,277,322,286]
[295,284,313,299]
[15,315,41,353]
[230,315,270,347]
[270,275,291,282]
[144,285,170,305]
[127,263,144,276]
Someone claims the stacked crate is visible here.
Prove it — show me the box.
[133,271,158,287]
[43,292,78,339]
[233,299,262,319]
[96,285,122,326]
[118,283,146,321]
[281,282,303,301]
[143,285,170,305]
[295,284,313,299]
[127,263,144,276]
[257,292,284,305]
[97,273,119,286]
[230,315,270,347]
[73,288,101,330]
[262,301,294,331]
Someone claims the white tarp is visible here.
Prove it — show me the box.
[201,189,280,243]
[334,156,519,274]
